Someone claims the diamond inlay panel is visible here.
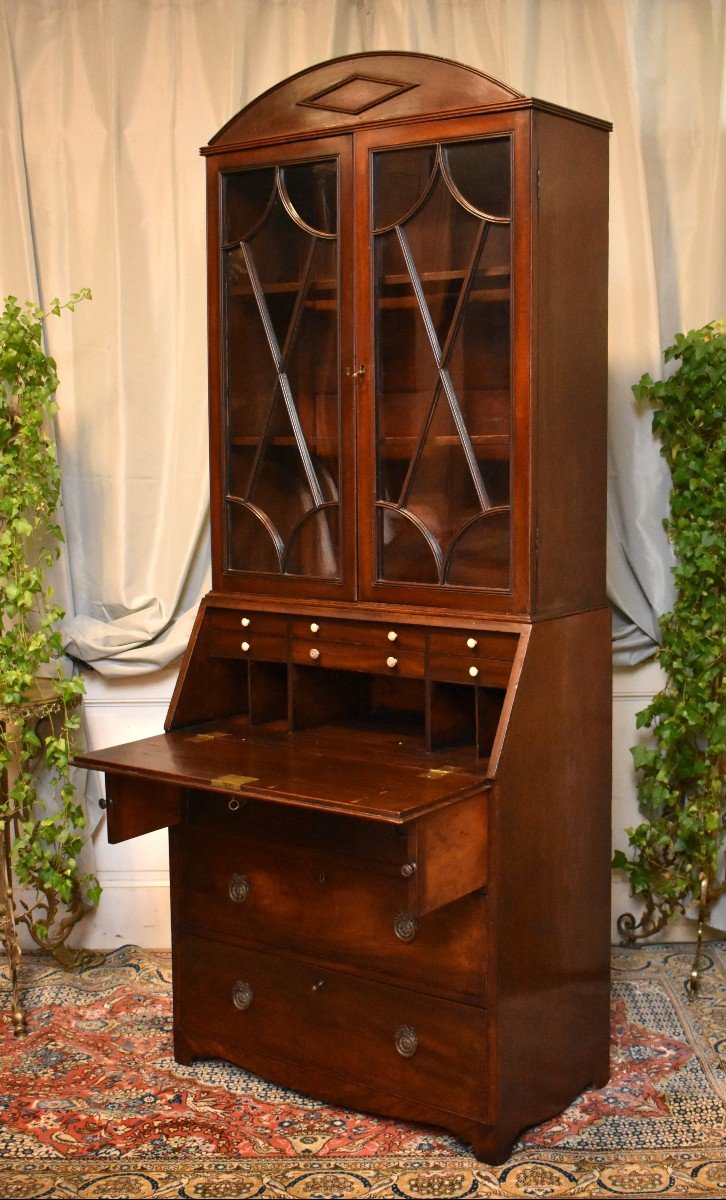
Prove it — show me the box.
[299,74,417,116]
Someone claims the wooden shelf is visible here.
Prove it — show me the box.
[379,433,510,460]
[230,436,339,456]
[227,268,510,304]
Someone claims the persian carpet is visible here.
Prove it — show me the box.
[0,942,724,1199]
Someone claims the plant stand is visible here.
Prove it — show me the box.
[0,686,81,1035]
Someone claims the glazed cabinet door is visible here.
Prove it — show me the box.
[356,113,533,613]
[209,137,356,599]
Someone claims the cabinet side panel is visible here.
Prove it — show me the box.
[489,610,611,1135]
[533,115,609,617]
[165,600,249,730]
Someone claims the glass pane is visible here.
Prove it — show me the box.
[372,137,512,591]
[378,508,439,584]
[373,145,436,232]
[446,510,510,589]
[285,506,339,578]
[283,161,337,235]
[222,160,341,579]
[224,169,275,243]
[444,139,511,220]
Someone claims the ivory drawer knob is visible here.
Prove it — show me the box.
[241,641,250,652]
[310,622,320,633]
[310,648,320,660]
[241,617,250,627]
[466,637,477,649]
[469,665,479,678]
[387,630,398,642]
[387,656,398,669]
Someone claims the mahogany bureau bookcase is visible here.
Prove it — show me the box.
[76,53,612,1162]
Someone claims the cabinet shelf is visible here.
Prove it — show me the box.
[228,433,510,460]
[379,433,510,460]
[227,267,510,306]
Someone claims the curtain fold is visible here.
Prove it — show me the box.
[1,0,724,674]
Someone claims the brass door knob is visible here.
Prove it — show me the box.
[394,911,417,942]
[400,862,417,878]
[232,981,253,1011]
[229,873,250,903]
[395,1024,418,1057]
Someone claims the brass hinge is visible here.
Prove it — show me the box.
[210,773,258,789]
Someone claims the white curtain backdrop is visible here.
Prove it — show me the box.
[1,0,724,675]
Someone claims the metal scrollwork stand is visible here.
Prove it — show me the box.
[685,879,710,1000]
[0,685,81,1035]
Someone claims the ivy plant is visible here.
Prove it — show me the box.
[0,291,101,969]
[614,320,726,941]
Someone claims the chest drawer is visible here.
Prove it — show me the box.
[291,637,425,678]
[290,616,425,651]
[427,652,512,687]
[428,630,519,662]
[174,825,486,1002]
[208,628,288,661]
[210,610,289,636]
[176,931,488,1120]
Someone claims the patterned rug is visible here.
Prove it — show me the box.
[1,943,724,1199]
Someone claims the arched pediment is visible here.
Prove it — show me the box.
[205,52,525,152]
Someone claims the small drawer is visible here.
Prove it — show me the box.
[209,609,289,637]
[428,652,512,688]
[175,823,486,1002]
[428,629,519,662]
[208,628,288,662]
[290,616,425,651]
[176,931,488,1119]
[291,638,425,678]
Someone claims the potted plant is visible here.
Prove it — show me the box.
[0,291,101,989]
[614,320,726,945]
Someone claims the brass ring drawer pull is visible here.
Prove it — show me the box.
[229,873,250,904]
[394,911,418,942]
[232,981,253,1011]
[395,1024,418,1058]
